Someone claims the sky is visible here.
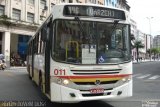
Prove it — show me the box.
[127,0,160,36]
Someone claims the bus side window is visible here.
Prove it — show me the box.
[33,39,36,54]
[41,24,48,41]
[40,31,45,54]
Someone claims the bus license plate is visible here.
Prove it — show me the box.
[90,88,104,94]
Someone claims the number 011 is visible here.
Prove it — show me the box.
[54,69,66,75]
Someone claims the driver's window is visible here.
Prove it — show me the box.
[116,29,123,49]
[98,24,111,52]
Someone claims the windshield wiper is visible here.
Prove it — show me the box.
[75,17,92,52]
[75,17,85,36]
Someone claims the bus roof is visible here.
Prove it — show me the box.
[53,3,127,12]
[51,3,127,20]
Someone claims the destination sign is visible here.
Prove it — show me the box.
[63,5,126,20]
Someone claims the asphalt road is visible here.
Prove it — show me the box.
[0,62,160,107]
[108,61,160,107]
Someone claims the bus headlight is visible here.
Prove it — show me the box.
[122,78,127,82]
[51,77,70,85]
[63,79,69,85]
[122,76,131,82]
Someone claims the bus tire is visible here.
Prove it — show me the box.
[39,71,43,91]
[28,74,32,80]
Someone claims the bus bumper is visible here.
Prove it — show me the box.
[50,80,132,103]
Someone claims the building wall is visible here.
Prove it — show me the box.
[104,0,130,11]
[153,35,160,48]
[136,30,147,59]
[0,0,6,5]
[105,0,117,7]
[0,0,58,25]
[130,19,137,60]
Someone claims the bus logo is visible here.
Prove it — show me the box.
[95,80,101,85]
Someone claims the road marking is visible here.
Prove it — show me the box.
[137,74,151,79]
[132,73,142,77]
[148,75,160,80]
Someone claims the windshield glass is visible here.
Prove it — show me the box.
[52,20,131,64]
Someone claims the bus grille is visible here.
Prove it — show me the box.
[71,69,121,75]
[74,80,118,85]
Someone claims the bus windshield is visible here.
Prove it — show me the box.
[52,20,131,64]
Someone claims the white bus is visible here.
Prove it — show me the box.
[27,3,132,103]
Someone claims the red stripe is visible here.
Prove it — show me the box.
[56,74,132,79]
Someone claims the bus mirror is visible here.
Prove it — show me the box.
[41,27,47,41]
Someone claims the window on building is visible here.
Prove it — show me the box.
[40,15,46,21]
[15,0,21,2]
[69,0,73,3]
[28,0,35,5]
[12,8,21,20]
[106,0,108,5]
[27,12,34,23]
[112,2,114,6]
[93,0,96,4]
[40,0,46,9]
[51,3,55,9]
[0,5,5,16]
[0,33,2,41]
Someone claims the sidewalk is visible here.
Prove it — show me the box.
[5,66,26,70]
[133,59,160,64]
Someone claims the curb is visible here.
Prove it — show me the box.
[133,60,159,64]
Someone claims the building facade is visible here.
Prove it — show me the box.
[105,0,130,11]
[0,0,62,67]
[130,19,137,61]
[137,30,148,60]
[153,35,160,48]
[145,34,151,59]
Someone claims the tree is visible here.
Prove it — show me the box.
[133,40,144,62]
[151,48,160,60]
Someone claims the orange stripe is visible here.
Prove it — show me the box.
[56,74,132,79]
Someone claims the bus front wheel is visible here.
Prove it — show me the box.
[39,72,43,91]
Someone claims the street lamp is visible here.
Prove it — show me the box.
[146,17,153,61]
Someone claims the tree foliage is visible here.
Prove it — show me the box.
[133,40,144,62]
[133,40,144,49]
[151,48,159,54]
